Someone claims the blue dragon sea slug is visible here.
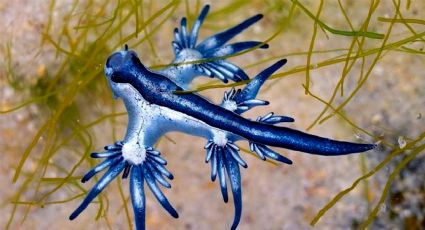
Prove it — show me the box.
[70,5,375,230]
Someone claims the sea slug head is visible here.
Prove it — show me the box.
[104,45,143,98]
[105,44,139,78]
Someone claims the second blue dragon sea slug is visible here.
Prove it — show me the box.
[69,5,375,230]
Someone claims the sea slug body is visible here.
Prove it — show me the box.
[70,5,375,230]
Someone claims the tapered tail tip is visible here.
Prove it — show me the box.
[260,43,269,49]
[69,212,78,220]
[69,206,85,220]
[172,212,179,219]
[365,143,378,151]
[277,59,287,66]
[337,142,376,155]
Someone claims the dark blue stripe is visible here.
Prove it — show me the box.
[112,58,375,156]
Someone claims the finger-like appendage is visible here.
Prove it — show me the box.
[223,88,238,101]
[81,156,122,183]
[259,112,274,121]
[203,63,228,83]
[143,167,179,218]
[172,41,182,55]
[210,147,218,181]
[227,142,240,151]
[250,142,266,160]
[258,112,295,124]
[226,146,247,168]
[196,14,263,52]
[256,143,293,164]
[149,160,174,180]
[70,160,125,220]
[174,28,183,47]
[146,148,161,156]
[104,143,122,150]
[206,41,268,58]
[122,162,131,179]
[189,5,210,48]
[130,165,146,230]
[204,140,214,149]
[179,17,189,48]
[216,61,249,81]
[199,65,213,77]
[147,155,167,165]
[205,143,215,163]
[146,162,171,188]
[223,154,242,230]
[234,59,287,103]
[238,99,268,107]
[90,150,121,158]
[217,148,228,203]
[209,63,237,81]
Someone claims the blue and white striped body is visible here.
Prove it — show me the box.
[70,5,375,230]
